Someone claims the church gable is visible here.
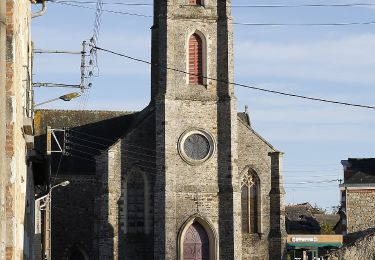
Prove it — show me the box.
[237,114,281,259]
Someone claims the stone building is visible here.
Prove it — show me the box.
[0,0,46,259]
[34,0,287,259]
[324,231,375,260]
[339,158,375,236]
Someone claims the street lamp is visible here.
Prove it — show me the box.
[34,92,81,108]
[35,180,70,260]
[35,180,70,202]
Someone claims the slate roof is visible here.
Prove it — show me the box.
[286,203,320,234]
[34,108,271,176]
[343,158,375,184]
[314,214,340,228]
[34,109,137,175]
[286,203,340,235]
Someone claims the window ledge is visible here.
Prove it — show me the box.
[188,84,207,88]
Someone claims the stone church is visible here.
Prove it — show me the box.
[34,0,286,259]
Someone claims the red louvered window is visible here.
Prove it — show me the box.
[189,33,203,85]
[189,0,202,5]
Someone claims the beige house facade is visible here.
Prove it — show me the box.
[0,0,44,259]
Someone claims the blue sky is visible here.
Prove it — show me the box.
[31,0,375,211]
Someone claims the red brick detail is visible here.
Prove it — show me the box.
[188,33,203,84]
[6,246,13,260]
[6,1,14,36]
[5,184,14,218]
[6,124,14,157]
[189,0,202,5]
[6,63,13,94]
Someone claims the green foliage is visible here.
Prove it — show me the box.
[320,221,335,235]
[311,204,326,214]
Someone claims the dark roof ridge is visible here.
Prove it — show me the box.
[101,104,156,152]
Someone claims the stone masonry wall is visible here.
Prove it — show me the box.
[153,1,241,259]
[96,141,122,260]
[51,175,97,260]
[347,190,375,233]
[237,120,274,260]
[118,111,156,260]
[326,232,375,260]
[0,0,7,258]
[4,0,33,259]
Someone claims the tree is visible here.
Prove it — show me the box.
[320,221,335,235]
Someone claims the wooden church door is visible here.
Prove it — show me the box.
[183,222,209,260]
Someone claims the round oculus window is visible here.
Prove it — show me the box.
[178,129,215,165]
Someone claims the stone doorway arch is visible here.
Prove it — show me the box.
[178,216,218,260]
[67,244,89,260]
[183,222,209,260]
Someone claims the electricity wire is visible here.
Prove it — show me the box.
[50,1,375,27]
[92,46,375,110]
[66,146,157,166]
[51,153,64,186]
[52,0,375,8]
[68,129,159,153]
[284,179,340,185]
[65,153,97,162]
[285,174,341,179]
[50,1,153,17]
[81,0,104,109]
[68,140,159,159]
[66,132,343,182]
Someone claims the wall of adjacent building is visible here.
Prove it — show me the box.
[1,0,7,258]
[326,232,375,260]
[4,0,34,259]
[346,190,375,233]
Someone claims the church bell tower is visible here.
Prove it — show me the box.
[152,0,242,259]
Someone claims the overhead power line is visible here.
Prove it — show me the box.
[50,0,152,17]
[50,1,375,26]
[233,21,375,26]
[284,179,340,185]
[52,0,375,8]
[91,46,375,110]
[52,0,152,6]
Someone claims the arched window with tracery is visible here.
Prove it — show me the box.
[188,33,204,85]
[241,169,260,234]
[127,172,145,233]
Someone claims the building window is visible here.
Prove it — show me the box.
[127,172,145,233]
[241,169,260,234]
[188,33,204,85]
[189,0,202,5]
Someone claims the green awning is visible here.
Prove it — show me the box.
[288,242,342,248]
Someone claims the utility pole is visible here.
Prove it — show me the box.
[32,41,89,90]
[43,126,66,259]
[43,126,52,260]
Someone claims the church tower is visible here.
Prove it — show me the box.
[152,0,242,259]
[36,1,286,259]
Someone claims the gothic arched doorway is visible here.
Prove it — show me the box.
[67,245,89,260]
[183,222,209,260]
